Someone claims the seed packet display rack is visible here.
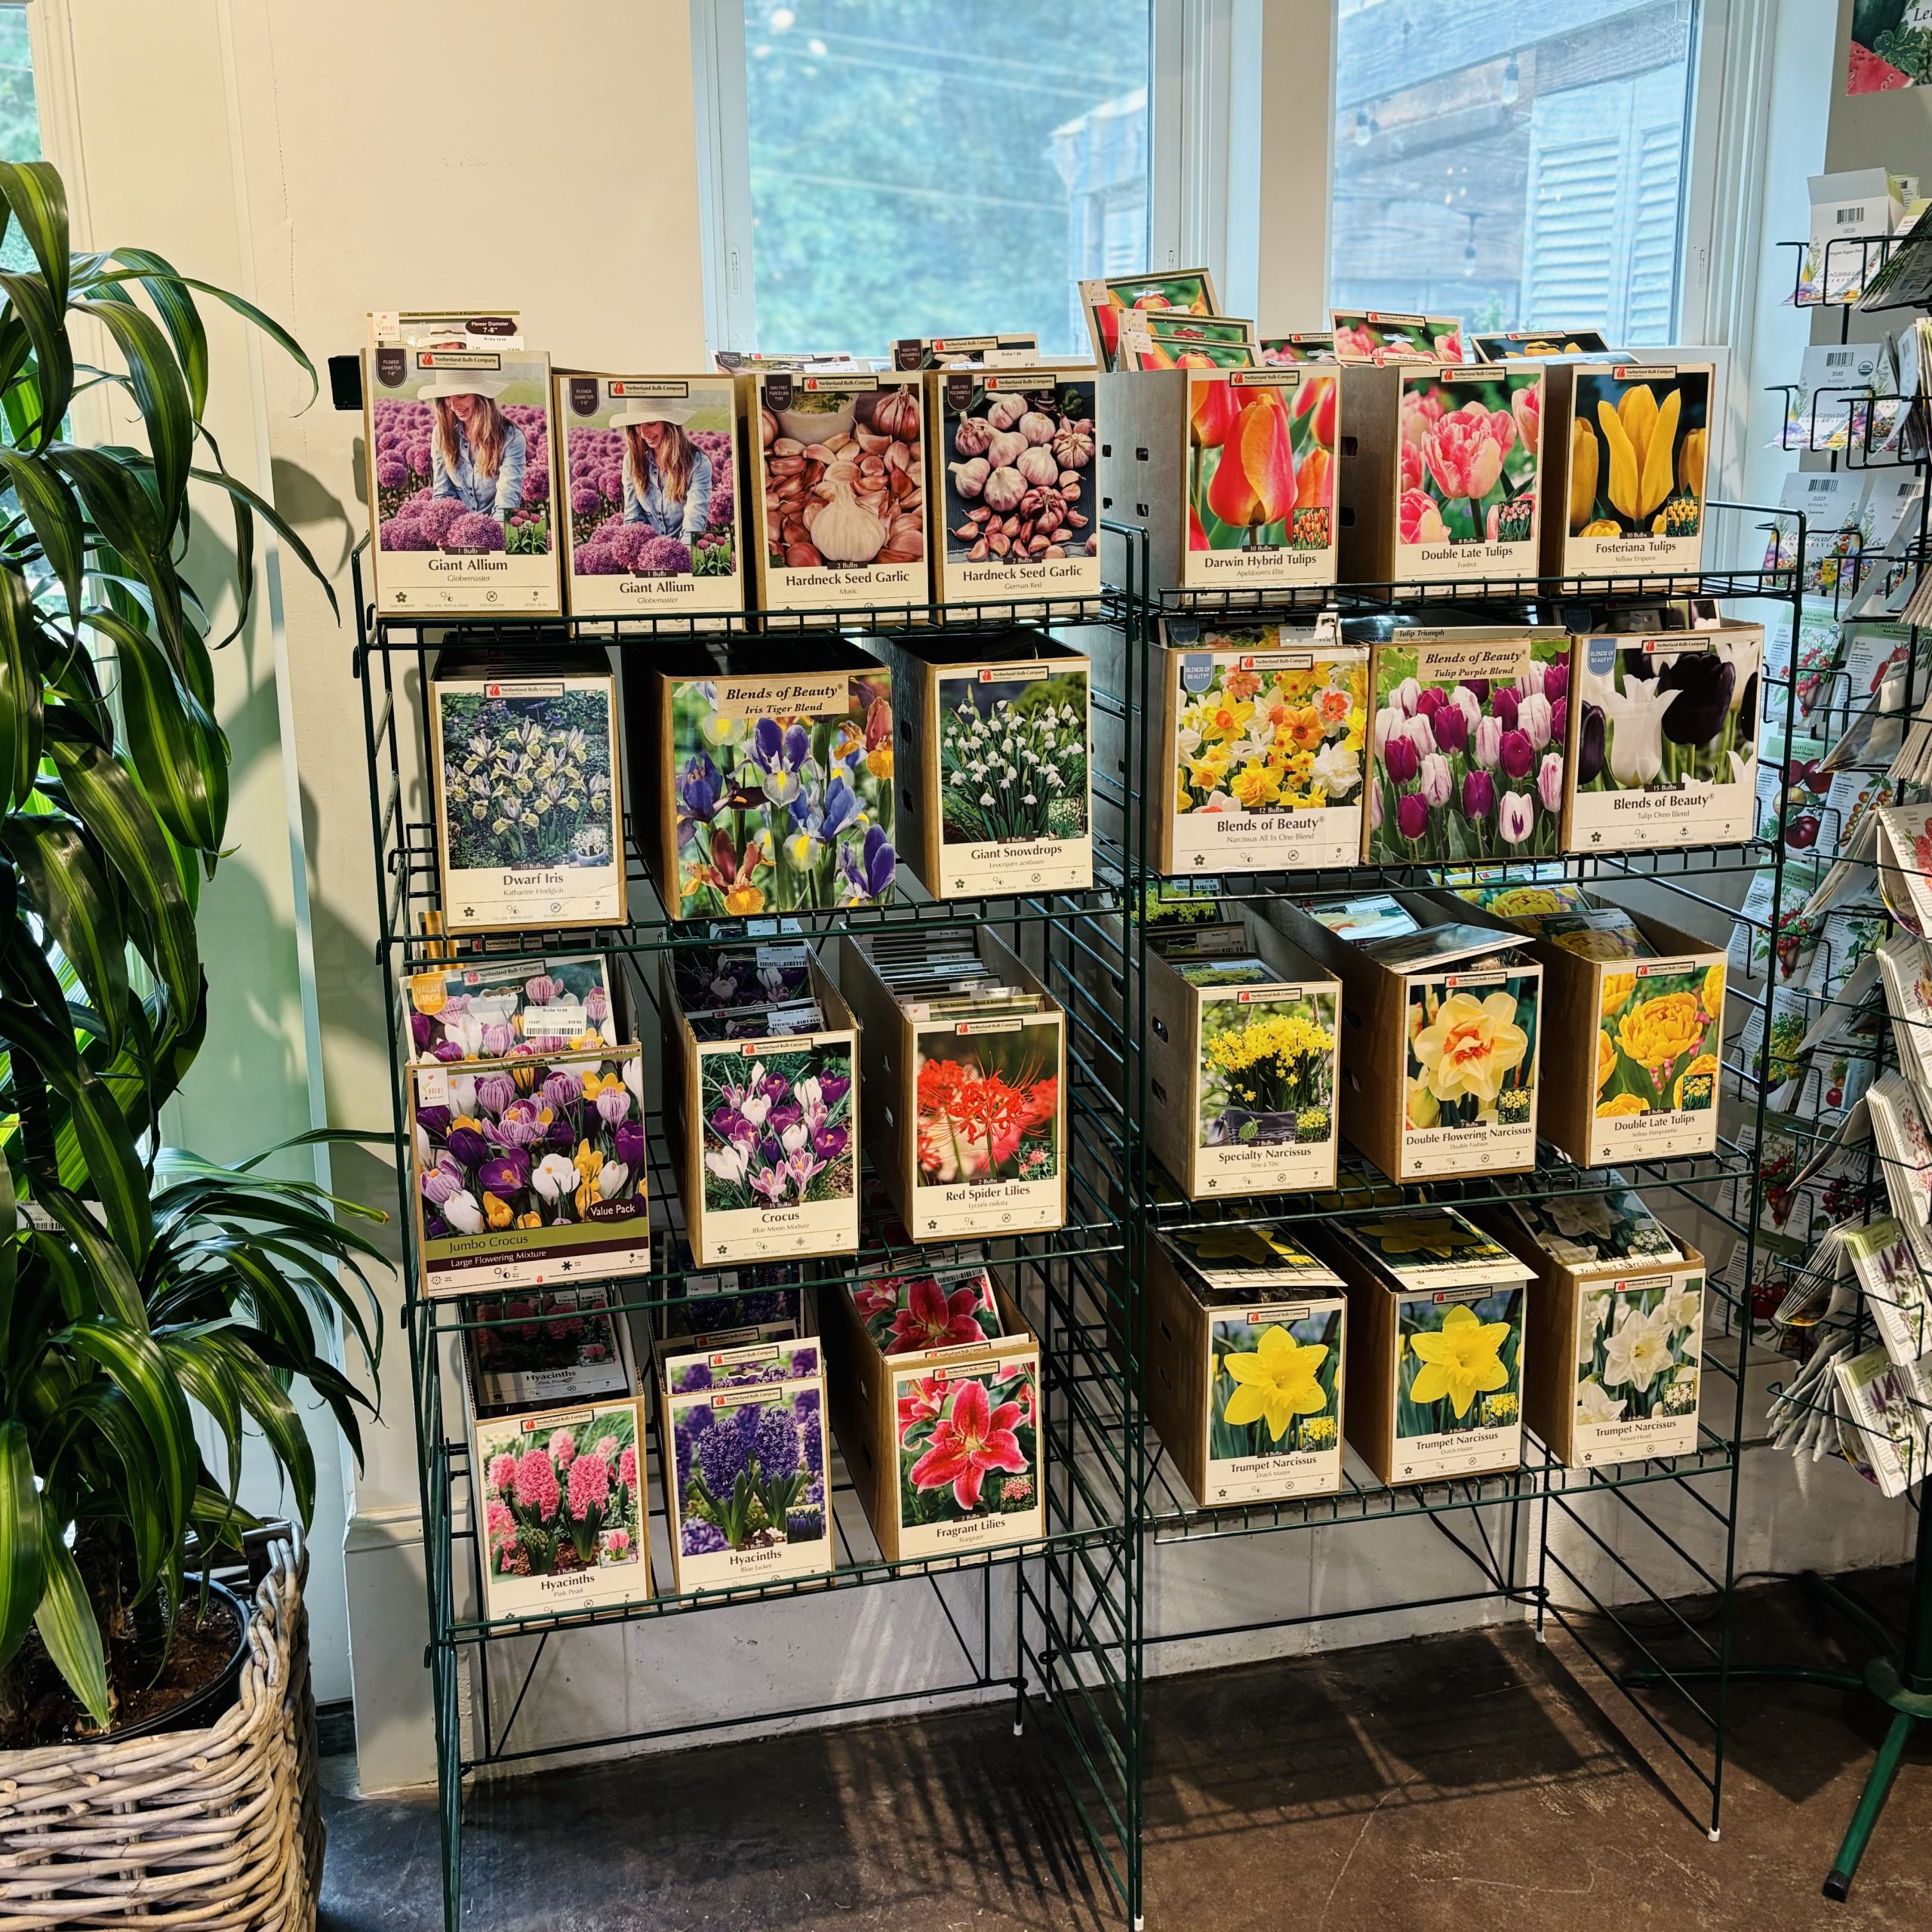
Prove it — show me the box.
[1672,246,1932,1904]
[355,500,1801,1930]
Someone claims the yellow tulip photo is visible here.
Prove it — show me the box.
[1567,367,1709,543]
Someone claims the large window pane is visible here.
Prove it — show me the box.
[743,2,1149,357]
[1331,0,1697,341]
[0,5,40,275]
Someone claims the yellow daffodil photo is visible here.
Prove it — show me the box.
[1398,1294,1524,1436]
[1211,1310,1343,1460]
[1198,993,1338,1150]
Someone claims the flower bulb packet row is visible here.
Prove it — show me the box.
[1142,915,1342,1201]
[1314,1208,1531,1486]
[659,1334,835,1594]
[823,1264,1044,1563]
[410,1048,650,1298]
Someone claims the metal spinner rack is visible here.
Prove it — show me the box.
[354,497,1801,1930]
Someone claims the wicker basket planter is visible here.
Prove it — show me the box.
[0,1531,321,1931]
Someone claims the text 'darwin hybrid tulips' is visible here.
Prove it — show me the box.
[1189,371,1337,568]
[1567,368,1710,545]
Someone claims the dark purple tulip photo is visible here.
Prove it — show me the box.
[1431,703,1469,754]
[1396,792,1431,841]
[1461,769,1497,820]
[1655,652,1734,745]
[1491,687,1519,732]
[1384,734,1420,785]
[1577,703,1607,784]
[1498,729,1534,780]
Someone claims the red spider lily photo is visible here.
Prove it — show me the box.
[913,1028,1061,1189]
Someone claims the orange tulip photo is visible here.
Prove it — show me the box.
[1188,371,1336,557]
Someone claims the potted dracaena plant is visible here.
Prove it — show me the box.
[0,158,383,1745]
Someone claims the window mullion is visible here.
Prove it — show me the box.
[691,0,756,357]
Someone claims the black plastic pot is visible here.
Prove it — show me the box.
[104,1574,253,1742]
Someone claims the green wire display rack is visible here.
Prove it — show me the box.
[353,494,1807,1930]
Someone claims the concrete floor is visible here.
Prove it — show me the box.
[320,1568,1931,1932]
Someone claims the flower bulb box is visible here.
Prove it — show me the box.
[743,368,928,618]
[1315,1211,1531,1487]
[660,949,861,1269]
[838,930,1069,1241]
[1478,1211,1706,1467]
[1537,362,1713,580]
[1156,620,1368,875]
[408,1047,651,1299]
[928,368,1100,608]
[823,1266,1044,1563]
[655,1263,809,1352]
[1454,894,1724,1170]
[554,371,743,622]
[629,637,897,921]
[1361,624,1574,866]
[365,343,561,617]
[405,951,621,1063]
[1143,918,1341,1201]
[868,629,1092,900]
[463,1284,640,1419]
[1272,895,1543,1183]
[1335,361,1545,586]
[1143,1227,1347,1509]
[426,648,626,935]
[658,1334,834,1596]
[1095,366,1339,593]
[467,1389,652,1623]
[1561,623,1764,853]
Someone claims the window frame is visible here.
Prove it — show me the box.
[689,0,1242,358]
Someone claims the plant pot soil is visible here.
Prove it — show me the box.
[0,1576,249,1749]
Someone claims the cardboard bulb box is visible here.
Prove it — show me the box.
[405,949,620,1063]
[427,648,626,936]
[463,1282,638,1419]
[1158,618,1368,875]
[1272,891,1543,1183]
[1361,623,1573,866]
[629,635,897,921]
[1564,622,1764,852]
[660,947,860,1268]
[1540,361,1713,580]
[1143,915,1343,1201]
[467,1370,651,1623]
[656,1260,809,1352]
[409,1047,650,1299]
[1095,365,1338,594]
[1453,884,1724,1169]
[823,1264,1044,1562]
[1318,1208,1531,1487]
[871,627,1091,900]
[659,1333,834,1595]
[1143,1224,1347,1508]
[1479,1188,1705,1468]
[1337,361,1544,586]
[365,338,561,617]
[838,928,1069,1242]
[555,371,743,620]
[744,368,928,617]
[930,367,1100,605]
